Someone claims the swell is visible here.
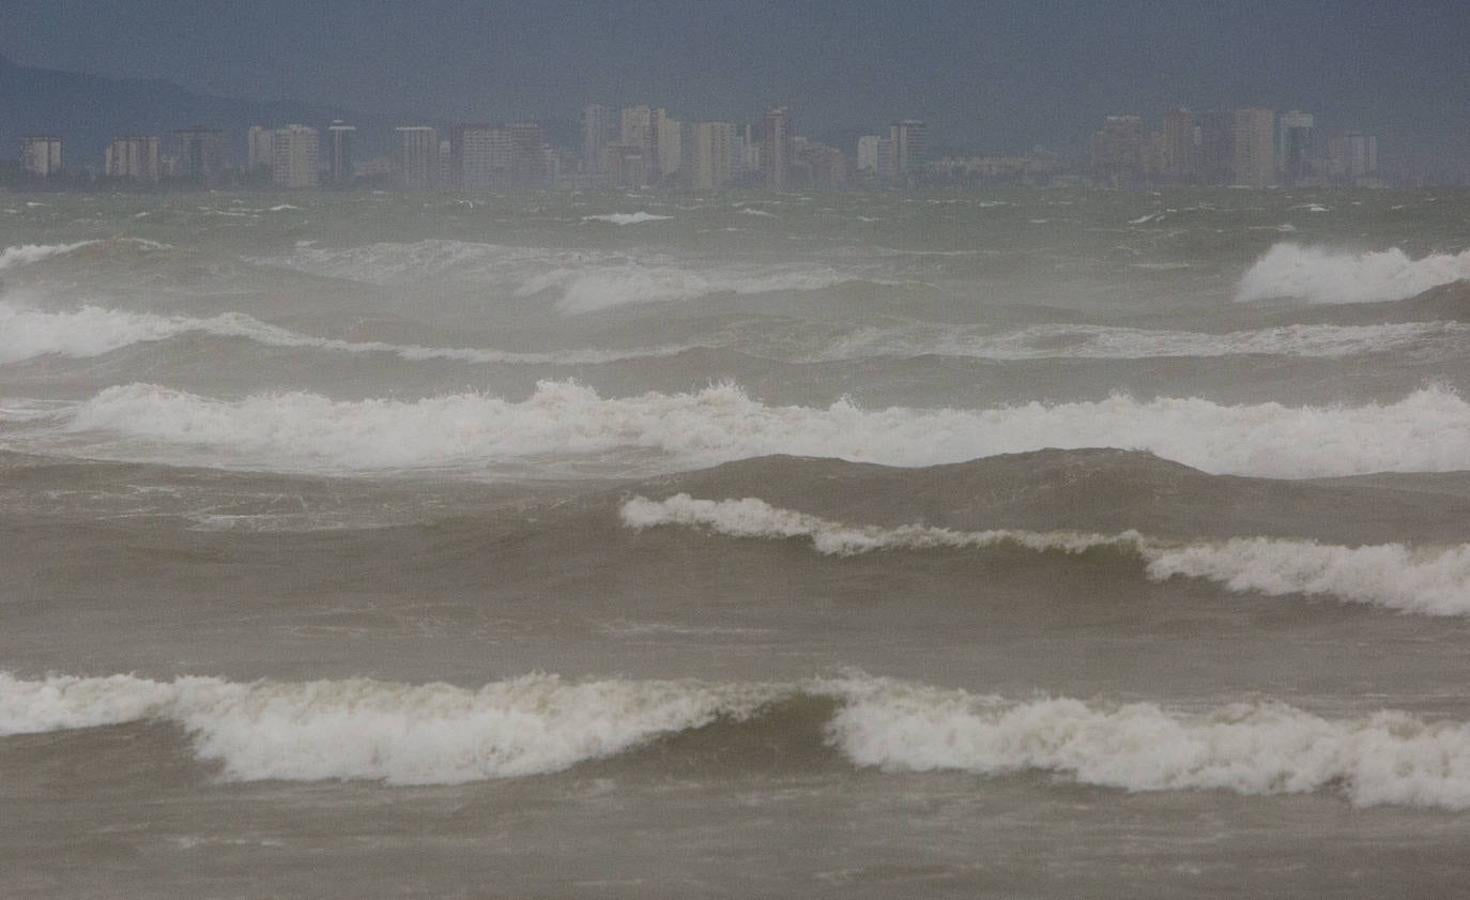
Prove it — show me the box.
[24,380,1470,479]
[4,671,1470,809]
[622,494,1470,616]
[6,300,1462,369]
[257,239,895,314]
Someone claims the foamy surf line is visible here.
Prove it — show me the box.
[622,495,1470,616]
[4,672,1470,808]
[0,302,690,366]
[32,381,1470,479]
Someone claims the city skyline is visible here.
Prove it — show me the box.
[9,96,1391,193]
[2,0,1468,180]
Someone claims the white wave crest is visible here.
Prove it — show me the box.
[826,677,1470,809]
[623,495,1470,615]
[0,672,781,784]
[1237,243,1470,304]
[582,212,673,225]
[6,671,1470,807]
[39,382,1470,478]
[0,301,688,367]
[0,241,97,271]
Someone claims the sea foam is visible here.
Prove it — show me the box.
[1237,243,1470,304]
[622,495,1470,616]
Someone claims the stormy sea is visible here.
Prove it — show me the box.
[3,189,1470,898]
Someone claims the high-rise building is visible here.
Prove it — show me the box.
[1343,132,1378,178]
[326,121,356,186]
[105,136,160,182]
[172,127,228,184]
[693,122,736,190]
[621,106,654,159]
[605,144,647,189]
[856,135,883,174]
[1277,111,1315,184]
[1197,110,1236,185]
[1161,108,1199,183]
[247,126,275,174]
[657,116,684,177]
[396,126,439,189]
[582,105,615,176]
[876,138,896,180]
[762,107,793,191]
[1089,116,1145,188]
[1231,107,1276,188]
[271,125,320,189]
[452,125,509,191]
[508,122,549,189]
[19,136,63,177]
[889,120,928,177]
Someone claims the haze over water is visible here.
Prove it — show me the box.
[5,188,1470,897]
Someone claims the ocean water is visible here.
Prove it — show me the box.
[3,189,1470,897]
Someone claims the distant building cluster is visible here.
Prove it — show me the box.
[1088,108,1382,189]
[7,101,935,194]
[9,101,1394,192]
[575,103,886,192]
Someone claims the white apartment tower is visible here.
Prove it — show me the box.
[693,122,736,190]
[582,104,615,175]
[396,126,439,189]
[105,136,161,182]
[326,121,356,185]
[272,125,320,189]
[20,136,63,177]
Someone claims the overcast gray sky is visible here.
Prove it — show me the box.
[4,0,1468,175]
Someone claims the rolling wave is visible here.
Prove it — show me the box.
[623,495,1470,615]
[30,381,1470,478]
[259,239,883,313]
[809,321,1469,361]
[5,671,1469,808]
[0,301,690,366]
[1237,243,1470,304]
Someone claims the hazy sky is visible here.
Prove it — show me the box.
[4,0,1468,173]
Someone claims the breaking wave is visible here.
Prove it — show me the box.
[0,241,98,271]
[5,671,1470,808]
[1237,243,1470,304]
[0,672,780,784]
[829,676,1470,809]
[0,301,689,366]
[622,495,1470,616]
[582,212,673,225]
[38,381,1470,478]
